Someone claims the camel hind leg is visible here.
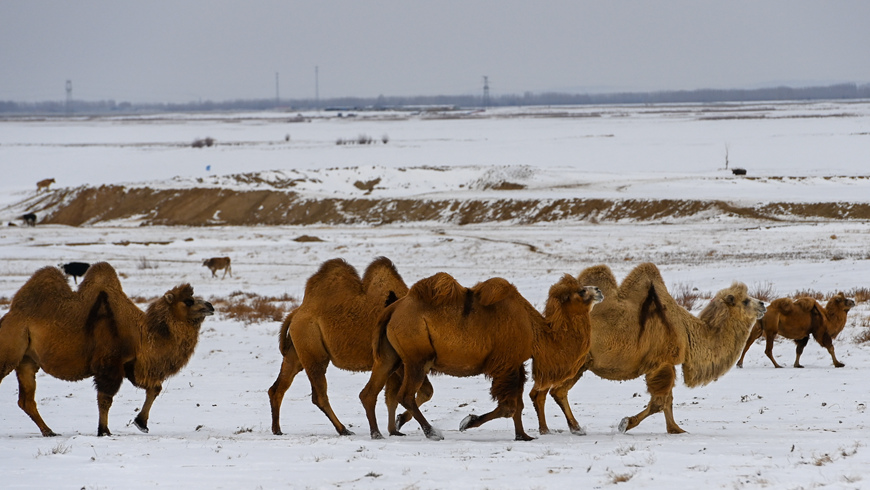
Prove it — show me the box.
[267,346,304,435]
[619,365,684,434]
[391,372,434,434]
[303,358,352,436]
[15,358,57,437]
[396,360,442,440]
[460,367,533,441]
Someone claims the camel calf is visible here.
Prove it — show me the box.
[36,178,55,192]
[737,292,855,368]
[203,257,232,278]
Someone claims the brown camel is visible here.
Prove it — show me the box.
[359,272,602,441]
[737,292,855,369]
[534,263,764,435]
[0,262,214,437]
[267,257,432,436]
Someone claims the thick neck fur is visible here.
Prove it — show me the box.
[682,292,754,388]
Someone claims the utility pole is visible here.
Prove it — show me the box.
[482,76,490,108]
[315,66,320,110]
[275,72,280,106]
[65,80,72,115]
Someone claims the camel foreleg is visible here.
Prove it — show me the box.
[15,359,57,437]
[267,348,304,435]
[620,365,684,434]
[763,330,784,368]
[737,321,763,368]
[359,350,402,440]
[461,367,533,441]
[391,373,433,434]
[549,375,585,435]
[132,384,162,433]
[814,332,845,368]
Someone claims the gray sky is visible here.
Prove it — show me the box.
[2,1,869,103]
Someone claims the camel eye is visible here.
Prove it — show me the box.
[743,299,750,306]
[183,299,194,307]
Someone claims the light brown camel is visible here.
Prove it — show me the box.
[359,272,602,441]
[533,263,764,435]
[36,178,55,192]
[737,292,855,369]
[267,257,432,436]
[202,257,232,278]
[0,262,214,437]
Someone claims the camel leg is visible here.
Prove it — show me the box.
[132,385,162,433]
[460,367,533,441]
[737,321,763,368]
[267,347,304,435]
[763,330,783,368]
[359,351,400,440]
[397,361,442,440]
[550,378,585,435]
[303,360,351,436]
[529,385,551,435]
[814,332,845,368]
[15,358,57,437]
[619,365,684,434]
[390,371,433,434]
[793,337,809,368]
[93,368,125,437]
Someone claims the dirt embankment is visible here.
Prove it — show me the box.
[20,185,870,226]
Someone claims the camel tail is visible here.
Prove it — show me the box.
[278,310,295,355]
[372,302,399,364]
[638,283,672,339]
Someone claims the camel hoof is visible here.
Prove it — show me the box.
[570,427,587,436]
[515,433,535,441]
[424,427,444,441]
[97,428,112,437]
[388,430,406,437]
[736,363,743,369]
[459,414,478,432]
[794,364,804,369]
[538,428,550,435]
[617,417,630,434]
[42,430,59,437]
[272,429,283,436]
[370,430,384,440]
[338,428,355,436]
[133,418,149,434]
[835,363,845,368]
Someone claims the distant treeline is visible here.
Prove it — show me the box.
[2,83,869,115]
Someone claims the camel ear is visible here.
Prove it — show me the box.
[163,292,176,305]
[723,294,736,306]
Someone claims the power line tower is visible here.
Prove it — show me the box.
[65,80,72,115]
[482,76,490,108]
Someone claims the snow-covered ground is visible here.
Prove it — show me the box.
[1,102,870,489]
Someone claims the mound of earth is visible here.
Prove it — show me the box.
[14,185,870,227]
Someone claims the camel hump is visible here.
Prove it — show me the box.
[12,266,74,310]
[793,297,817,313]
[78,262,123,291]
[362,256,408,295]
[305,258,363,295]
[547,274,581,303]
[769,297,795,315]
[410,272,465,306]
[577,264,619,297]
[474,277,518,306]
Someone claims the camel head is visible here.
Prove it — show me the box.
[163,283,215,326]
[545,275,604,321]
[717,282,766,321]
[829,292,856,312]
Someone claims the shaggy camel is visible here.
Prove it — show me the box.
[359,272,602,441]
[0,262,214,436]
[267,257,432,436]
[533,263,765,435]
[203,257,232,278]
[737,292,855,369]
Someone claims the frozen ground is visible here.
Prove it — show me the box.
[1,103,870,489]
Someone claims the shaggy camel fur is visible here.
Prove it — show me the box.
[737,292,855,369]
[359,272,601,441]
[533,263,765,435]
[0,262,214,436]
[267,257,431,436]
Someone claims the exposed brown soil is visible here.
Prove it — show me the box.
[21,185,870,227]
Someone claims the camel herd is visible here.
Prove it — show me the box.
[0,257,859,440]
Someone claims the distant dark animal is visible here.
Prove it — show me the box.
[36,178,55,192]
[20,213,36,226]
[202,257,232,278]
[60,262,91,284]
[0,262,214,436]
[737,292,855,369]
[731,168,747,176]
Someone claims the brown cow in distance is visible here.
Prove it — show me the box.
[203,257,232,278]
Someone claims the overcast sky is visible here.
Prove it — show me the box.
[2,1,869,103]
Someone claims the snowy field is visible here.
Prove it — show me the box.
[1,102,870,489]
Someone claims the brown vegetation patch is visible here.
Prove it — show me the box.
[215,291,298,325]
[353,178,381,194]
[294,235,324,242]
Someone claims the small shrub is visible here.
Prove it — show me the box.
[853,314,870,344]
[192,137,215,148]
[137,257,157,270]
[791,289,824,301]
[672,282,702,310]
[357,134,373,145]
[218,291,298,325]
[381,134,390,144]
[750,281,776,303]
[846,287,870,304]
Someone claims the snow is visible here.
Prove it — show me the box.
[1,102,870,489]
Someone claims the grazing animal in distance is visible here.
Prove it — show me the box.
[36,178,55,192]
[59,262,91,284]
[731,168,747,175]
[0,262,214,437]
[359,273,601,441]
[268,257,429,436]
[737,292,855,369]
[536,263,765,435]
[202,257,232,278]
[20,213,36,227]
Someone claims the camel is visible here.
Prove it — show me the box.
[533,263,765,435]
[736,292,855,369]
[359,272,602,441]
[36,178,55,192]
[0,262,214,437]
[267,257,431,436]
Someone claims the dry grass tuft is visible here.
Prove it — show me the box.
[750,281,777,303]
[214,291,298,325]
[790,289,825,301]
[853,314,870,344]
[846,287,870,304]
[672,283,703,310]
[0,296,10,308]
